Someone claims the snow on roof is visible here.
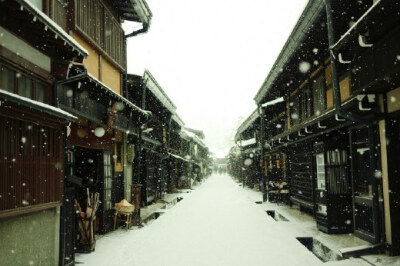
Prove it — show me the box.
[143,70,177,114]
[261,97,284,108]
[253,0,324,104]
[235,109,259,141]
[172,114,185,127]
[18,0,89,58]
[240,138,257,148]
[184,127,205,139]
[181,129,206,148]
[0,89,77,120]
[168,152,190,162]
[86,73,150,117]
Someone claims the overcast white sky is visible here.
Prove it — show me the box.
[126,0,308,158]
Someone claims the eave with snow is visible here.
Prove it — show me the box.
[143,70,177,115]
[111,0,152,36]
[0,0,88,63]
[0,89,76,122]
[56,65,150,134]
[235,109,259,142]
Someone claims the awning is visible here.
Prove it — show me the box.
[264,97,364,151]
[57,72,151,118]
[240,138,257,148]
[142,135,161,146]
[143,70,177,115]
[0,89,77,121]
[168,152,190,162]
[0,0,88,62]
[235,109,259,141]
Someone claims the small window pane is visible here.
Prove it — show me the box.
[36,83,46,102]
[0,66,15,92]
[18,75,32,98]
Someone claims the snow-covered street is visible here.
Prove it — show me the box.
[76,174,371,266]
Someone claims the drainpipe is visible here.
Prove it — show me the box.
[324,0,380,243]
[125,22,150,38]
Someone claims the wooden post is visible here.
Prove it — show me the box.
[131,184,143,225]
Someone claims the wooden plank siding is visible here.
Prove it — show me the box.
[43,0,68,31]
[74,0,126,70]
[0,115,64,214]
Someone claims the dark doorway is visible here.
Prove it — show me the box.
[350,126,383,243]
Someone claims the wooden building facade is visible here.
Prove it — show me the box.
[251,0,400,255]
[0,0,88,264]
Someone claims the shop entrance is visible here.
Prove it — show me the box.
[350,126,383,243]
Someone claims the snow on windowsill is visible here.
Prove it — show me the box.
[0,89,77,120]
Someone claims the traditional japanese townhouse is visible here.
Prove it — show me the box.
[227,145,242,182]
[167,113,190,193]
[0,0,88,265]
[182,127,210,182]
[178,129,194,188]
[254,0,400,255]
[30,0,153,263]
[125,70,182,206]
[235,109,261,189]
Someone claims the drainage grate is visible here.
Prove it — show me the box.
[296,237,341,262]
[266,210,289,221]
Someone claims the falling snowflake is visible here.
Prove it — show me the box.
[66,89,73,97]
[299,61,311,73]
[55,162,62,170]
[291,113,299,120]
[115,102,124,111]
[390,96,396,103]
[374,170,382,178]
[94,127,105,137]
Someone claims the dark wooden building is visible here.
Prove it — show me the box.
[252,0,400,255]
[0,0,88,264]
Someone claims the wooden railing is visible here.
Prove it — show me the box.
[75,0,126,69]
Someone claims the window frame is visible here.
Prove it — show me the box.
[0,62,51,103]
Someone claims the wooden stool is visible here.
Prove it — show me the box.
[113,199,135,230]
[113,210,133,230]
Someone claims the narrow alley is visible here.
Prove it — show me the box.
[76,174,370,266]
